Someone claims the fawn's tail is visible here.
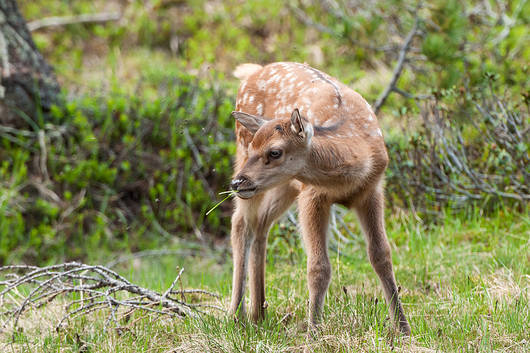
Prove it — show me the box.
[233,63,263,81]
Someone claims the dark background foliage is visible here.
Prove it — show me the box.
[0,0,528,265]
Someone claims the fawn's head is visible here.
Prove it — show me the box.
[231,109,313,199]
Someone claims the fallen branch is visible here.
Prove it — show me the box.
[28,12,121,32]
[0,262,222,338]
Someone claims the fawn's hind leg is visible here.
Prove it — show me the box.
[355,188,411,335]
[298,189,332,328]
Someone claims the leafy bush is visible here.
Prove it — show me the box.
[0,70,235,265]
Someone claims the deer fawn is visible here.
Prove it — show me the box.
[228,62,410,335]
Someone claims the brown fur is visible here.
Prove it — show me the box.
[228,62,411,335]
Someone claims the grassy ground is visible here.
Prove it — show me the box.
[1,208,528,352]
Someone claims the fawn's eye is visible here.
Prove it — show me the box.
[268,150,282,159]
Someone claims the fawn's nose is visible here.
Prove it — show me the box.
[230,176,248,191]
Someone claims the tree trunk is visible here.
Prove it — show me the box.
[0,0,60,127]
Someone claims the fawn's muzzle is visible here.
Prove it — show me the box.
[230,176,246,191]
[231,175,257,198]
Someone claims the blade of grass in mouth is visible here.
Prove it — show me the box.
[206,191,237,216]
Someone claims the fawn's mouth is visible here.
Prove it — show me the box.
[236,187,257,199]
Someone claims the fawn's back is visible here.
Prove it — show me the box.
[234,62,388,197]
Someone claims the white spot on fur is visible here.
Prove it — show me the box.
[249,95,255,104]
[368,128,383,137]
[256,103,263,115]
[364,157,373,175]
[242,92,249,104]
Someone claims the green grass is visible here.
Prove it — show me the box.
[1,208,528,352]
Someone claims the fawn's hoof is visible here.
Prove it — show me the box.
[399,320,412,336]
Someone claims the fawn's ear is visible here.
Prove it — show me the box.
[231,111,265,134]
[290,108,313,144]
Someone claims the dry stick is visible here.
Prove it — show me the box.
[373,16,420,115]
[27,12,121,32]
[170,289,221,299]
[163,267,185,300]
[29,178,63,205]
[38,130,49,183]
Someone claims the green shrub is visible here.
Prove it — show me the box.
[0,70,235,265]
[385,78,529,213]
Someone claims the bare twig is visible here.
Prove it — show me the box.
[38,130,49,182]
[289,4,398,52]
[373,16,420,114]
[289,5,335,36]
[392,87,432,100]
[491,0,527,46]
[0,262,222,337]
[28,12,121,32]
[29,177,63,206]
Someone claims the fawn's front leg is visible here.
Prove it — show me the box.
[248,182,300,322]
[229,205,254,318]
[248,236,266,322]
[298,190,332,329]
[356,189,411,335]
